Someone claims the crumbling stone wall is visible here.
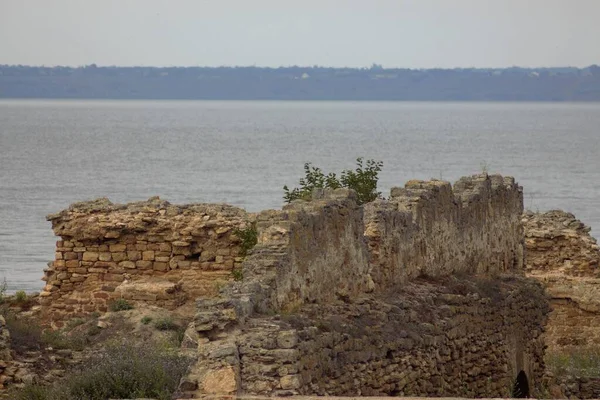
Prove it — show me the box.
[253,276,547,397]
[557,376,600,399]
[41,173,549,398]
[186,275,548,397]
[0,315,12,389]
[364,175,524,288]
[41,197,249,324]
[524,210,600,349]
[181,175,548,398]
[245,188,372,311]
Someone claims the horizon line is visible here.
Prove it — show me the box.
[2,63,599,71]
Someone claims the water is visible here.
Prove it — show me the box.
[1,100,599,292]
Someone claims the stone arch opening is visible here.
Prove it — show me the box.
[512,370,530,398]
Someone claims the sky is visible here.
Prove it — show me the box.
[1,0,599,69]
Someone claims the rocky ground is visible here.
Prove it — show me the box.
[0,294,197,398]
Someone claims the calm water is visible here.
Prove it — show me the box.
[1,100,599,292]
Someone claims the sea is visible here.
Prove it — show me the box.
[1,100,599,293]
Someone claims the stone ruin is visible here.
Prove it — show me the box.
[524,210,600,349]
[9,174,554,397]
[524,210,600,398]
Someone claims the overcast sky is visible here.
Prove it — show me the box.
[1,0,599,68]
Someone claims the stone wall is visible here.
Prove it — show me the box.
[244,188,371,311]
[0,315,11,390]
[41,197,249,324]
[523,210,600,349]
[187,275,548,397]
[39,173,550,398]
[180,174,548,397]
[557,376,600,399]
[364,175,524,288]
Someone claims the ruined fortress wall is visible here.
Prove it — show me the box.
[183,174,548,398]
[0,315,12,389]
[195,276,548,398]
[364,175,524,288]
[524,210,600,349]
[42,174,524,322]
[39,174,550,398]
[243,189,371,311]
[41,197,249,323]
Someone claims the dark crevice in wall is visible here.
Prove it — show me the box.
[512,370,530,398]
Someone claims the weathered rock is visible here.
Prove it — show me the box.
[41,198,251,323]
[524,210,600,349]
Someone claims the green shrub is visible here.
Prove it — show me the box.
[171,325,187,347]
[66,318,86,329]
[4,313,86,352]
[109,298,133,312]
[15,290,27,302]
[86,325,102,336]
[233,223,258,257]
[10,383,69,400]
[232,268,243,281]
[154,317,179,331]
[12,341,193,400]
[0,278,8,304]
[141,316,153,325]
[4,312,44,351]
[283,157,383,205]
[42,329,87,351]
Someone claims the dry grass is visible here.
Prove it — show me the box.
[546,346,600,378]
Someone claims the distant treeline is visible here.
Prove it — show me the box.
[1,64,600,101]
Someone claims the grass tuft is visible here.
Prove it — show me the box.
[108,298,134,312]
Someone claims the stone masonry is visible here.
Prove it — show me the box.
[0,316,11,390]
[40,174,549,397]
[178,174,548,398]
[42,197,250,325]
[523,210,600,349]
[364,175,523,287]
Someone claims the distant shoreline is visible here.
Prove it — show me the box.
[2,65,599,101]
[2,97,600,103]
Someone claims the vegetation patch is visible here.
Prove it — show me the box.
[233,222,258,257]
[10,341,193,400]
[283,157,383,205]
[231,268,243,281]
[153,317,179,331]
[546,347,600,378]
[108,298,134,312]
[2,311,87,352]
[14,290,27,303]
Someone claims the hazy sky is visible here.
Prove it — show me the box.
[1,0,599,68]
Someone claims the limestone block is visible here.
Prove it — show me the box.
[277,331,299,349]
[202,366,237,394]
[153,262,168,271]
[112,252,126,262]
[80,251,96,261]
[280,374,301,390]
[109,244,127,252]
[118,261,136,269]
[136,260,153,269]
